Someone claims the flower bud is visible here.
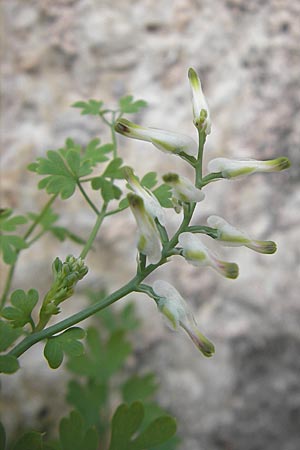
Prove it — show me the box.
[153,280,215,357]
[207,157,290,179]
[163,173,205,212]
[115,118,198,157]
[188,68,211,134]
[178,232,239,279]
[123,167,165,224]
[207,215,277,254]
[128,193,162,264]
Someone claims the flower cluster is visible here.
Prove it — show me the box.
[115,68,290,355]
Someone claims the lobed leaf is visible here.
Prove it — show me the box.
[44,327,85,369]
[153,184,173,208]
[12,431,43,450]
[0,320,22,352]
[118,95,147,114]
[0,355,20,374]
[72,99,104,116]
[59,410,98,450]
[2,289,38,328]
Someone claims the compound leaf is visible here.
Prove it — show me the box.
[44,327,85,369]
[2,289,38,328]
[119,95,147,114]
[59,410,98,450]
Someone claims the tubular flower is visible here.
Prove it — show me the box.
[123,167,165,224]
[162,172,205,213]
[207,157,290,179]
[178,232,239,279]
[153,280,215,357]
[128,193,162,264]
[207,215,277,254]
[115,118,198,157]
[188,67,211,135]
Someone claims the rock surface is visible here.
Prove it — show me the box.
[1,0,300,449]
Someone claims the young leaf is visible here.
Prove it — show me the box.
[119,95,147,114]
[131,415,177,449]
[122,374,158,404]
[103,158,125,179]
[153,184,173,208]
[72,99,104,116]
[50,226,86,245]
[0,235,28,264]
[83,139,113,165]
[108,402,144,450]
[2,289,38,328]
[12,431,43,450]
[44,327,85,369]
[0,209,28,231]
[141,172,158,190]
[0,320,22,352]
[0,355,20,374]
[67,379,107,428]
[29,148,92,199]
[67,327,131,381]
[108,402,177,450]
[59,410,98,450]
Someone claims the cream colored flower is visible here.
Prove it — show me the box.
[115,118,198,157]
[178,232,239,279]
[207,215,276,254]
[207,157,290,179]
[128,193,162,264]
[153,280,215,357]
[188,67,211,134]
[163,172,205,212]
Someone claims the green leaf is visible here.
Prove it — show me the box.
[12,431,43,450]
[2,289,38,328]
[122,374,158,404]
[72,99,104,116]
[132,416,177,449]
[0,422,6,450]
[29,147,93,199]
[44,327,85,369]
[109,402,144,450]
[67,327,131,381]
[0,209,28,232]
[0,235,28,264]
[50,226,86,245]
[0,355,20,374]
[108,402,177,450]
[0,320,22,351]
[67,379,107,428]
[59,411,98,450]
[103,158,124,179]
[28,208,59,230]
[118,197,129,209]
[119,95,147,114]
[141,172,158,190]
[83,139,113,165]
[153,184,173,208]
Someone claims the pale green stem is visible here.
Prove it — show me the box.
[80,203,108,259]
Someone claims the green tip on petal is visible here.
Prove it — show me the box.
[163,173,180,183]
[246,240,277,254]
[127,193,144,209]
[219,262,239,279]
[114,119,131,134]
[274,157,291,171]
[188,67,199,88]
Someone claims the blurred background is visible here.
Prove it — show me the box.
[1,0,300,449]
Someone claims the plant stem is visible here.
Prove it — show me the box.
[80,203,108,259]
[195,130,206,188]
[77,181,100,215]
[1,194,58,308]
[8,274,141,359]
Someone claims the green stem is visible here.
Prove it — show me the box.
[195,130,206,188]
[201,172,223,187]
[1,195,58,308]
[80,203,108,259]
[8,274,141,359]
[186,225,219,239]
[77,181,100,215]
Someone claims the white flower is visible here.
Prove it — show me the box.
[207,157,290,179]
[153,280,215,357]
[178,232,239,279]
[162,173,205,213]
[207,215,277,254]
[115,118,198,157]
[128,193,162,264]
[123,167,165,225]
[188,67,211,135]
